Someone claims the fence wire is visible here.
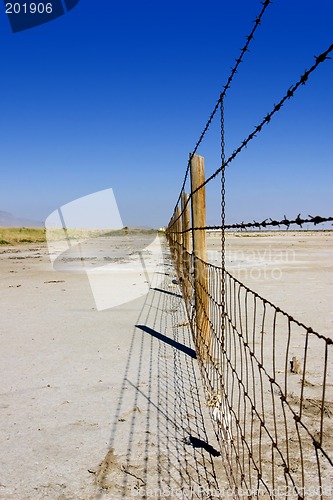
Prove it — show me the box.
[167,239,333,498]
[204,259,333,498]
[171,214,333,234]
[173,0,272,212]
[166,2,332,497]
[169,42,333,230]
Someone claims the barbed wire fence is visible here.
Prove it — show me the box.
[165,2,333,498]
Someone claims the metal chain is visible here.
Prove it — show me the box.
[169,42,333,231]
[220,95,226,355]
[182,43,333,210]
[220,96,226,273]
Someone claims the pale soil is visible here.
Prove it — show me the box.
[207,231,333,337]
[0,235,227,499]
[0,231,332,499]
[206,230,333,497]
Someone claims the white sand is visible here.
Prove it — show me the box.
[0,235,227,499]
[0,231,332,498]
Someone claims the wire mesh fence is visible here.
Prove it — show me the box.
[166,231,333,498]
[165,1,332,496]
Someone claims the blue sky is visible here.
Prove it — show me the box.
[0,0,332,228]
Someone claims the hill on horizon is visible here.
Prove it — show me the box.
[0,210,44,228]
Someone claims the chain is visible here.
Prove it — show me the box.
[220,97,226,272]
[169,43,333,230]
[184,43,333,207]
[220,94,226,355]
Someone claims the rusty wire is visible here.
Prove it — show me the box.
[206,264,333,497]
[169,42,333,231]
[171,214,333,234]
[195,43,333,194]
[166,4,333,496]
[173,0,272,212]
[166,239,333,497]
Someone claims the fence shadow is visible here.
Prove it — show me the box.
[136,324,197,359]
[94,249,229,498]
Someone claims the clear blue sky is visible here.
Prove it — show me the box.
[0,0,332,228]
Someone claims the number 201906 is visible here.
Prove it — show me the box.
[6,3,53,14]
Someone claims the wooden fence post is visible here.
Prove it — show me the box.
[190,154,210,359]
[181,191,191,311]
[169,212,176,265]
[175,206,182,278]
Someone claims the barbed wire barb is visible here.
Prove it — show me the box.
[166,5,332,495]
[180,42,333,215]
[172,0,272,212]
[174,214,333,233]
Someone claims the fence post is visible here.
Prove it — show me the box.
[190,154,210,359]
[181,191,191,312]
[175,206,182,278]
[169,212,176,265]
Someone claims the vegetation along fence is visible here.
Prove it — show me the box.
[165,1,333,498]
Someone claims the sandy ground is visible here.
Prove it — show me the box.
[206,231,333,496]
[208,231,333,337]
[0,231,332,499]
[0,234,228,499]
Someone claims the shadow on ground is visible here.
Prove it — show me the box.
[94,250,228,498]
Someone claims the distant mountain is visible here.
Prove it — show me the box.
[0,210,44,228]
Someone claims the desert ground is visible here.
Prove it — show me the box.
[0,230,332,499]
[207,230,333,338]
[206,230,333,497]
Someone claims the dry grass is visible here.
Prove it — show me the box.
[0,226,159,245]
[0,227,46,245]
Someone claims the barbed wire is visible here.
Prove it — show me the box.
[172,0,272,212]
[181,214,333,232]
[169,42,333,230]
[214,214,333,230]
[194,43,333,193]
[166,7,333,494]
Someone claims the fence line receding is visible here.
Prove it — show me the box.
[165,2,333,497]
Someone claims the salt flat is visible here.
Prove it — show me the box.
[0,231,332,498]
[207,230,333,337]
[0,234,227,499]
